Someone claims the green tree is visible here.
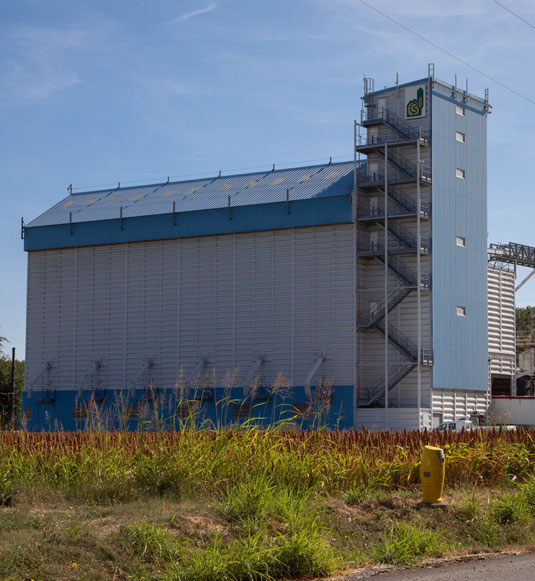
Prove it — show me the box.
[0,335,25,428]
[516,306,535,337]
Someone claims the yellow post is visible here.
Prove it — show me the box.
[420,445,445,504]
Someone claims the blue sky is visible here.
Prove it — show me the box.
[1,0,535,356]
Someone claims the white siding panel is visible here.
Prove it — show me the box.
[433,388,489,421]
[26,224,357,393]
[488,265,516,377]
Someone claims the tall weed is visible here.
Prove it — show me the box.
[372,522,446,565]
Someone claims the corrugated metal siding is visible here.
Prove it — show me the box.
[432,388,489,422]
[27,162,355,228]
[24,196,353,251]
[25,225,357,409]
[355,408,428,431]
[488,265,516,376]
[21,386,356,432]
[431,84,488,391]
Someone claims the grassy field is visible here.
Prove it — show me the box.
[2,428,535,580]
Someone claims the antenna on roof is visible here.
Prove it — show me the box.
[329,157,332,165]
[117,182,121,189]
[218,170,222,178]
[272,164,276,172]
[68,184,73,195]
[167,176,170,184]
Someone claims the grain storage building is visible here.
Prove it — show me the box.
[22,68,492,430]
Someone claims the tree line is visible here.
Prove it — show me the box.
[0,337,24,428]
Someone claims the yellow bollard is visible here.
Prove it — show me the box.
[420,445,445,505]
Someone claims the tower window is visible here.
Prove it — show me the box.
[456,236,466,247]
[456,306,466,317]
[456,104,465,116]
[456,131,466,143]
[456,168,466,180]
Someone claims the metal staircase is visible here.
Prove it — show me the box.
[374,149,414,178]
[358,287,413,328]
[357,189,431,221]
[359,107,431,145]
[358,162,432,188]
[374,255,431,288]
[388,190,430,218]
[375,320,418,361]
[355,93,433,412]
[360,322,434,407]
[365,364,417,407]
[378,222,431,254]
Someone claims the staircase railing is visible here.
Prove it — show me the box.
[357,163,432,188]
[362,346,434,407]
[357,191,431,220]
[374,255,431,288]
[364,364,417,406]
[375,320,418,361]
[360,107,430,143]
[378,222,431,254]
[359,287,412,328]
[375,149,415,178]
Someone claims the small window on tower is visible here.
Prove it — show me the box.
[456,131,466,143]
[456,168,466,180]
[456,104,465,116]
[456,306,466,317]
[456,236,466,248]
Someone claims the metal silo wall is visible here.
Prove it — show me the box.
[24,224,357,430]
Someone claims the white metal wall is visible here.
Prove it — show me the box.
[488,265,516,377]
[26,224,357,393]
[355,408,431,431]
[432,388,490,423]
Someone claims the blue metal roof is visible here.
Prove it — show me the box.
[24,161,358,251]
[27,162,354,227]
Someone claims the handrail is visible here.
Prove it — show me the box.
[365,364,417,406]
[375,255,431,288]
[356,129,430,148]
[361,107,429,143]
[357,164,432,188]
[360,287,412,328]
[376,320,418,361]
[357,199,431,219]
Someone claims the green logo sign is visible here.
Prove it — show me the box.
[407,87,424,118]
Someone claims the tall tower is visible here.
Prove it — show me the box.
[355,65,491,429]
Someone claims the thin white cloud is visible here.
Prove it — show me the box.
[173,3,217,24]
[2,62,81,101]
[0,20,117,103]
